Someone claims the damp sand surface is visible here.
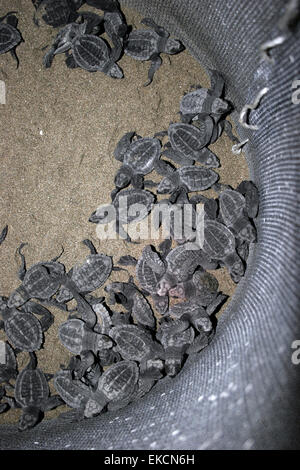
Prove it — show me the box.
[0,1,249,425]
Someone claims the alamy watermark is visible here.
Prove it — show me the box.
[0,80,6,104]
[291,79,300,104]
[291,340,300,365]
[94,196,205,246]
[0,340,5,365]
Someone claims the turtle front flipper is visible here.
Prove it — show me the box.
[44,395,65,412]
[0,225,8,245]
[144,54,162,87]
[141,18,169,38]
[208,69,225,98]
[23,301,54,332]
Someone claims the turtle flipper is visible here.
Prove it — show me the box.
[222,119,239,143]
[208,69,225,98]
[44,395,65,411]
[144,55,162,87]
[141,18,169,38]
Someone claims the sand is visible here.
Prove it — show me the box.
[0,1,249,425]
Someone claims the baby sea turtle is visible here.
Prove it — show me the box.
[56,239,112,303]
[167,301,213,334]
[44,21,123,78]
[236,180,259,219]
[157,166,219,195]
[168,269,220,307]
[0,341,18,385]
[59,318,113,355]
[89,188,155,242]
[113,134,173,192]
[180,69,230,123]
[164,121,218,167]
[135,245,166,295]
[33,0,82,28]
[84,360,139,418]
[8,244,65,308]
[56,360,139,420]
[157,325,195,377]
[109,324,163,364]
[0,307,44,352]
[124,17,184,86]
[203,220,245,283]
[219,189,257,243]
[156,243,217,296]
[0,12,22,67]
[13,353,63,431]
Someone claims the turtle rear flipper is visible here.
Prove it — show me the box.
[144,54,162,87]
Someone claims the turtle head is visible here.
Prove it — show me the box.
[107,63,124,79]
[114,166,132,189]
[18,406,42,432]
[211,97,230,115]
[7,286,29,309]
[239,223,257,243]
[230,258,245,283]
[169,283,186,299]
[156,273,177,296]
[157,174,178,194]
[84,397,104,418]
[89,204,116,224]
[165,38,184,55]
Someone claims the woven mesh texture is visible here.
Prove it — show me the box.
[0,0,299,449]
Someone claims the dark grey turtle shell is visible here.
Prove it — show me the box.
[168,299,205,319]
[136,256,162,294]
[0,342,17,382]
[34,0,78,27]
[109,325,154,362]
[192,270,219,293]
[219,189,246,225]
[165,243,207,283]
[58,318,112,354]
[4,310,43,351]
[123,137,161,175]
[177,166,219,191]
[203,220,236,259]
[57,253,112,302]
[15,366,49,408]
[132,292,156,329]
[180,88,229,117]
[115,188,155,224]
[72,35,122,77]
[54,370,90,409]
[124,29,159,60]
[24,261,65,299]
[97,360,139,402]
[168,121,214,157]
[0,23,21,55]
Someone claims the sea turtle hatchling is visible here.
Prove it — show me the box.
[157,325,195,377]
[218,189,257,243]
[56,239,112,303]
[59,318,113,355]
[32,0,82,28]
[0,12,22,67]
[156,242,217,297]
[7,244,65,309]
[113,134,173,193]
[12,352,64,431]
[163,121,219,167]
[55,360,139,419]
[167,301,213,334]
[124,17,184,86]
[179,69,230,123]
[203,220,245,283]
[109,324,164,365]
[89,188,155,242]
[157,166,219,196]
[0,301,53,352]
[43,21,123,78]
